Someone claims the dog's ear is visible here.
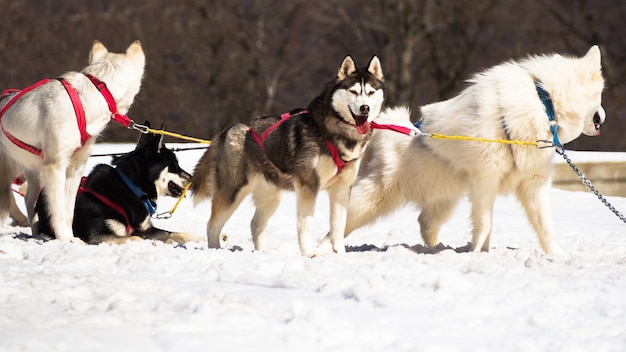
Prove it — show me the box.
[157,124,165,153]
[135,120,153,150]
[338,56,356,80]
[584,45,601,70]
[89,41,108,64]
[126,40,145,67]
[368,56,384,81]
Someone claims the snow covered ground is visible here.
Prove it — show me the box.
[1,144,626,352]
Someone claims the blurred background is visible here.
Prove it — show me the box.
[0,0,623,150]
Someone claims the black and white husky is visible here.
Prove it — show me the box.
[36,123,193,245]
[191,56,385,256]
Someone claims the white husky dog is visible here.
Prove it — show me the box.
[0,41,145,241]
[319,46,605,255]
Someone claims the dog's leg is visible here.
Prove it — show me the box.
[40,163,75,241]
[516,177,564,255]
[418,198,459,247]
[0,182,12,225]
[468,182,498,252]
[0,160,12,224]
[24,172,42,235]
[294,182,318,257]
[317,176,408,255]
[64,159,88,230]
[327,185,351,254]
[206,191,248,249]
[9,191,28,227]
[250,184,282,251]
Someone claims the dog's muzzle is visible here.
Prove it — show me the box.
[593,107,606,136]
[351,104,371,134]
[168,171,191,197]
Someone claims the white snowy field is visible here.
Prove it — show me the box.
[1,143,626,352]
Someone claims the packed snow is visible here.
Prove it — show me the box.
[1,143,626,352]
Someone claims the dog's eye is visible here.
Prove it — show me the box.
[365,89,376,96]
[348,89,359,95]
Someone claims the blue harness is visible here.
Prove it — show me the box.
[116,169,158,216]
[535,81,561,147]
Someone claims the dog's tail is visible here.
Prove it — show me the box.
[190,145,217,205]
[190,123,249,206]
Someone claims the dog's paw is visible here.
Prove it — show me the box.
[65,236,86,245]
[332,244,346,254]
[314,237,333,256]
[168,232,197,244]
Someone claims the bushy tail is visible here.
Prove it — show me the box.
[190,145,218,206]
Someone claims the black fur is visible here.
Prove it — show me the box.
[190,55,385,254]
[36,122,192,244]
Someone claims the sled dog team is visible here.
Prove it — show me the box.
[0,40,606,256]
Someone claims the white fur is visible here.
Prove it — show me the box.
[0,41,145,241]
[196,56,385,256]
[333,56,385,127]
[319,46,605,255]
[155,167,187,198]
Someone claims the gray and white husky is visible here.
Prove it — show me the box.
[191,56,385,256]
[0,41,145,242]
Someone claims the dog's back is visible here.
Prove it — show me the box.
[0,41,145,242]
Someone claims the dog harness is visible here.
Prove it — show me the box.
[248,110,347,172]
[116,169,158,216]
[534,81,561,147]
[0,74,131,158]
[77,169,158,236]
[77,177,133,235]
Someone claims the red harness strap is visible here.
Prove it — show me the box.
[0,79,51,157]
[324,140,346,172]
[0,74,132,158]
[0,78,90,157]
[249,110,347,172]
[85,74,132,127]
[78,177,132,235]
[58,79,90,145]
[370,121,417,136]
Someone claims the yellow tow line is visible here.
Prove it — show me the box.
[130,122,212,218]
[132,122,555,217]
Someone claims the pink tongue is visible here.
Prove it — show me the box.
[355,116,370,134]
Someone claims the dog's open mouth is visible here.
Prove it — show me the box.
[351,113,371,134]
[592,109,604,136]
[168,181,185,197]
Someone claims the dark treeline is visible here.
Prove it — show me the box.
[0,0,624,151]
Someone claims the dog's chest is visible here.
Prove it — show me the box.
[335,137,369,162]
[137,215,151,232]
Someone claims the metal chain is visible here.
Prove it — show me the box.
[555,146,626,224]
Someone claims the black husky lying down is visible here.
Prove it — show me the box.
[36,122,194,244]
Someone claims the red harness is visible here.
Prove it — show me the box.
[0,74,131,158]
[77,177,132,235]
[249,110,346,172]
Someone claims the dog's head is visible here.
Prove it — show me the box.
[84,40,145,116]
[539,45,606,143]
[577,46,606,137]
[331,55,385,135]
[114,121,191,199]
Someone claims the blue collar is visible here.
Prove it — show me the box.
[116,169,158,216]
[535,81,561,147]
